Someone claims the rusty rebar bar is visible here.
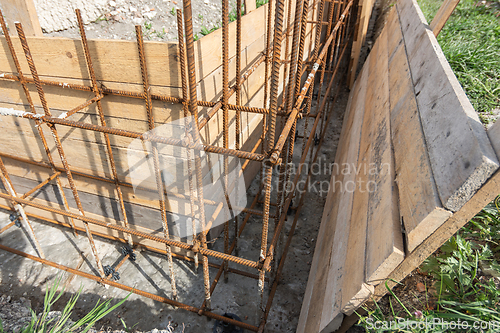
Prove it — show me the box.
[0,221,15,234]
[301,0,325,158]
[1,110,265,162]
[15,22,105,277]
[176,9,200,272]
[233,0,243,260]
[135,25,178,301]
[259,0,286,308]
[0,157,45,258]
[58,94,104,119]
[75,9,134,248]
[0,191,262,269]
[221,0,230,282]
[182,0,212,310]
[0,10,78,238]
[21,171,62,199]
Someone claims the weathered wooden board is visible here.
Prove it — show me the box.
[301,0,499,331]
[363,26,404,284]
[397,0,499,212]
[339,33,379,315]
[347,0,376,88]
[374,168,500,299]
[487,121,500,159]
[429,0,460,36]
[387,6,452,253]
[0,0,42,36]
[0,1,269,87]
[296,54,370,333]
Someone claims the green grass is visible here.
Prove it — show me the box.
[357,196,500,332]
[256,0,269,8]
[10,274,131,333]
[419,0,500,123]
[197,3,245,38]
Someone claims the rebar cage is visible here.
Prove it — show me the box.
[0,0,355,330]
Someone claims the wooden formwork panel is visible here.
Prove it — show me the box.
[298,0,499,331]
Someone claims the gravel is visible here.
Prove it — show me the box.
[45,0,237,42]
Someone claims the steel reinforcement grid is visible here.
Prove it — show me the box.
[0,0,355,330]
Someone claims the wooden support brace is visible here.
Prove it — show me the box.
[0,0,42,36]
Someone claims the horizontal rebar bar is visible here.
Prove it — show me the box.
[21,171,62,199]
[0,200,267,282]
[0,111,265,162]
[0,243,259,332]
[0,191,265,270]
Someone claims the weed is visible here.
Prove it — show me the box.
[170,7,177,16]
[94,15,108,22]
[200,23,220,36]
[119,318,138,333]
[17,274,131,333]
[144,21,153,31]
[155,28,168,39]
[194,33,199,41]
[256,0,269,8]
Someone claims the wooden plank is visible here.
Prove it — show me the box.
[0,1,268,88]
[0,109,262,203]
[318,59,370,333]
[388,11,452,253]
[0,36,182,87]
[397,0,499,212]
[339,31,382,315]
[374,168,500,300]
[296,58,370,333]
[487,121,500,159]
[245,0,257,13]
[347,0,375,88]
[386,7,403,62]
[429,0,460,36]
[363,25,404,284]
[0,0,42,36]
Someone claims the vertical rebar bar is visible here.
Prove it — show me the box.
[0,10,79,238]
[316,0,337,134]
[221,0,230,283]
[260,0,286,308]
[261,0,273,157]
[75,9,134,247]
[182,0,212,310]
[176,10,200,273]
[15,22,105,277]
[135,25,179,301]
[234,0,243,259]
[301,0,325,158]
[0,157,45,258]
